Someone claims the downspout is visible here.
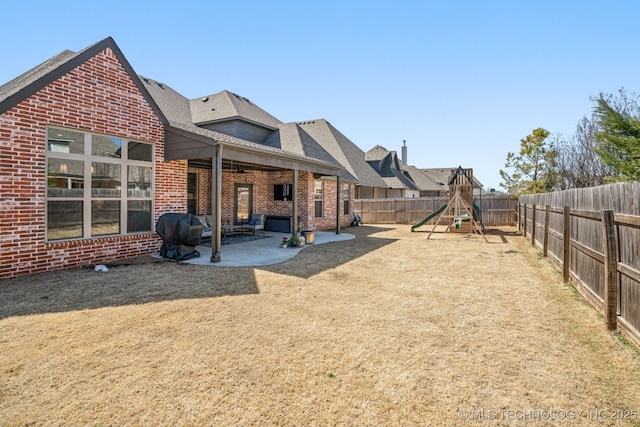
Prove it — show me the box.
[336,175,341,234]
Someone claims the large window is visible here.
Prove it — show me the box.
[46,127,153,241]
[314,180,323,218]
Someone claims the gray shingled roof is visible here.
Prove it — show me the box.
[295,119,387,188]
[140,77,340,170]
[365,145,419,190]
[139,75,193,125]
[401,164,446,192]
[190,90,282,129]
[0,50,76,114]
[263,122,357,181]
[0,38,167,122]
[421,167,484,189]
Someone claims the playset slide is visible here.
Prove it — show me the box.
[410,203,448,231]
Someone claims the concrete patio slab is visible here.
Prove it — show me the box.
[161,231,355,267]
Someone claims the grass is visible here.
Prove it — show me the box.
[1,225,640,426]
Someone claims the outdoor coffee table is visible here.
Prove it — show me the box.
[221,224,252,242]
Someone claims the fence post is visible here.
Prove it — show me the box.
[517,203,521,232]
[523,204,527,238]
[543,205,550,257]
[602,209,619,331]
[531,204,536,246]
[563,205,571,283]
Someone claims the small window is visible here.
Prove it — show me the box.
[47,128,84,154]
[47,159,84,198]
[128,141,153,162]
[91,200,121,236]
[92,135,122,158]
[91,163,121,198]
[47,200,83,240]
[343,183,349,215]
[314,180,323,218]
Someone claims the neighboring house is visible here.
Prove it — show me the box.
[365,145,421,198]
[400,164,447,197]
[0,37,356,279]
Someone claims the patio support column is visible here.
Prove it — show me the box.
[291,168,298,237]
[335,175,341,234]
[210,144,223,263]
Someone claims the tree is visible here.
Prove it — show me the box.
[500,128,557,196]
[550,119,611,190]
[593,93,640,182]
[549,88,639,189]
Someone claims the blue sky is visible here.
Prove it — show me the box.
[2,1,638,190]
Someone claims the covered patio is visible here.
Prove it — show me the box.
[165,121,347,263]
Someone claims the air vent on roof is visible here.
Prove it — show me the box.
[211,108,216,111]
[156,82,164,89]
[142,78,150,84]
[201,97,209,102]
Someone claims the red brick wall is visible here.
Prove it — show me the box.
[0,47,184,280]
[190,167,353,230]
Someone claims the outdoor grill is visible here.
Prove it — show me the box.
[155,213,204,261]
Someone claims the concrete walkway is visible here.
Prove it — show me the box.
[176,230,355,267]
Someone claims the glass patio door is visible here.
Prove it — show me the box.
[234,184,252,224]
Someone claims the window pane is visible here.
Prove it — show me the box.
[344,200,349,215]
[343,184,349,199]
[128,141,152,162]
[315,200,323,218]
[128,166,152,198]
[91,200,120,236]
[314,181,323,201]
[127,200,152,233]
[47,201,83,240]
[92,135,122,158]
[47,159,84,197]
[47,128,84,154]
[92,162,121,198]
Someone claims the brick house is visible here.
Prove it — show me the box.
[0,37,362,279]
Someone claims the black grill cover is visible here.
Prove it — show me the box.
[156,213,204,261]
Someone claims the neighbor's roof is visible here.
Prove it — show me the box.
[190,90,282,129]
[422,167,484,189]
[365,145,419,190]
[400,164,446,192]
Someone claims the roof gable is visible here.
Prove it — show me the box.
[190,90,282,129]
[0,37,167,123]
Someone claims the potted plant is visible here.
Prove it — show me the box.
[287,236,300,247]
[281,237,289,248]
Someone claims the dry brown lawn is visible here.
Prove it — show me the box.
[2,225,640,426]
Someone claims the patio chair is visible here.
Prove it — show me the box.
[195,215,212,238]
[243,213,266,235]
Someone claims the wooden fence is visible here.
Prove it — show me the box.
[519,182,640,348]
[353,195,516,226]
